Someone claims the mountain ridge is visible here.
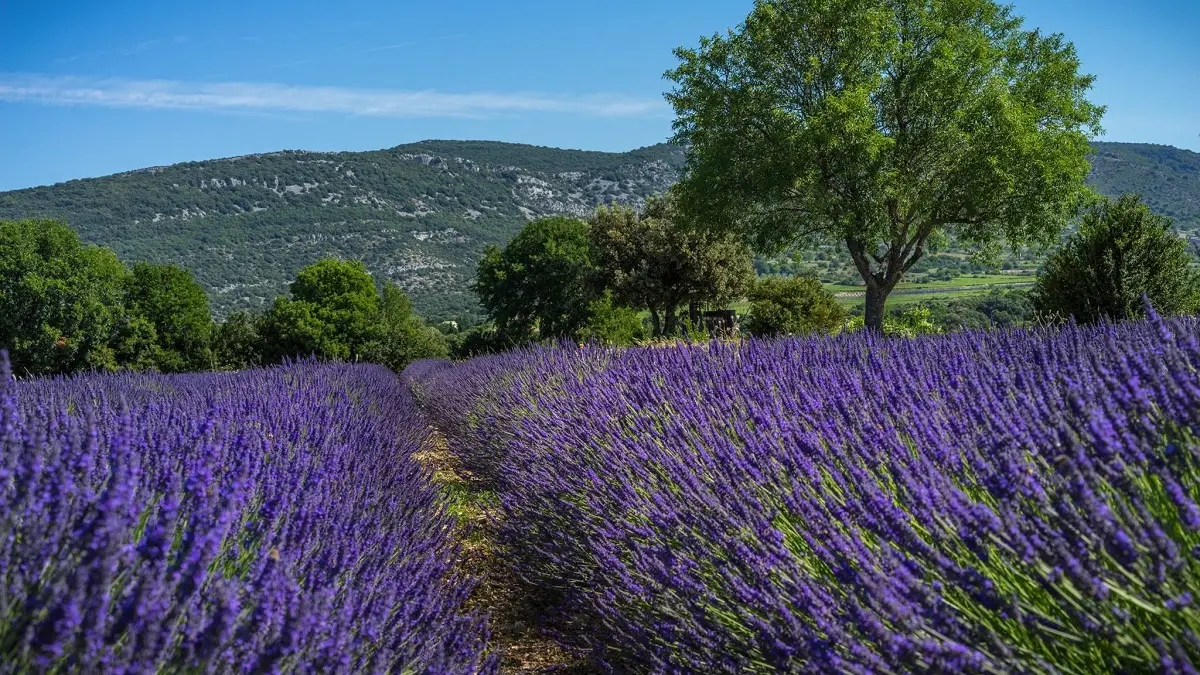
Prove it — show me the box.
[0,139,1196,322]
[0,140,686,321]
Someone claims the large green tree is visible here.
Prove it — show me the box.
[258,258,382,363]
[473,216,596,341]
[363,282,450,370]
[1031,194,1200,323]
[590,193,754,336]
[258,258,446,370]
[0,219,128,375]
[666,0,1104,332]
[126,262,214,372]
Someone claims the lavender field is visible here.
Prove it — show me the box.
[0,360,494,674]
[408,311,1200,674]
[5,313,1200,673]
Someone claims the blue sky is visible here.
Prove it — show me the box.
[1,0,1196,191]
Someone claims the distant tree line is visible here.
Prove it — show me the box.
[7,188,1196,376]
[466,184,1200,354]
[465,188,856,351]
[0,219,448,377]
[0,140,689,325]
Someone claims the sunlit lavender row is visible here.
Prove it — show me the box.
[408,312,1200,673]
[0,357,494,674]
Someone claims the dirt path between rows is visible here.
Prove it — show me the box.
[413,430,592,674]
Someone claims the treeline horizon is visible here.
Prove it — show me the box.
[5,180,1199,378]
[0,218,450,377]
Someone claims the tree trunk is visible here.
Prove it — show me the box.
[847,232,928,336]
[648,307,662,337]
[865,285,889,334]
[664,306,679,337]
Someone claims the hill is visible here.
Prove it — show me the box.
[1088,142,1200,232]
[0,141,685,321]
[0,139,1196,321]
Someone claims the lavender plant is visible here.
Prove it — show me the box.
[0,356,494,674]
[409,312,1200,673]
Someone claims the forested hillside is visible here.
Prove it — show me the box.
[1088,142,1200,232]
[0,139,1195,321]
[0,141,684,321]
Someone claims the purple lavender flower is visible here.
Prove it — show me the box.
[0,353,495,674]
[408,314,1200,672]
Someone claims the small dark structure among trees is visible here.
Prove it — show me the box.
[687,303,738,336]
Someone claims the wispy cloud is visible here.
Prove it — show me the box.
[54,50,113,64]
[55,35,190,63]
[0,74,667,119]
[360,33,467,53]
[125,39,163,56]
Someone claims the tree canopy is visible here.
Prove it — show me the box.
[0,221,449,374]
[0,219,129,375]
[258,257,447,370]
[1031,194,1200,323]
[0,141,687,324]
[473,216,596,341]
[666,0,1105,332]
[258,259,382,363]
[589,193,754,336]
[126,262,213,372]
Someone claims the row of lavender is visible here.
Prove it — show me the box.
[406,313,1200,674]
[0,357,495,674]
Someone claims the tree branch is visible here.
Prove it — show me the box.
[847,237,880,290]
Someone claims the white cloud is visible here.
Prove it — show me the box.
[0,74,666,119]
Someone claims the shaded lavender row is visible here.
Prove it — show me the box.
[405,356,549,483]
[407,314,1200,673]
[0,356,495,674]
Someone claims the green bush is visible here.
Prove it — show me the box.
[212,311,261,370]
[744,276,845,337]
[846,306,943,338]
[1032,194,1200,323]
[882,306,942,338]
[576,294,646,346]
[363,283,450,369]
